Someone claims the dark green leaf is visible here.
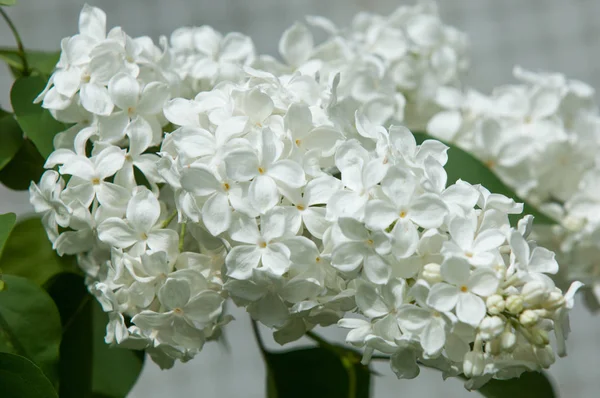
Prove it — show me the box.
[0,114,24,171]
[0,138,44,190]
[478,371,556,398]
[266,346,370,398]
[0,217,77,286]
[46,273,145,398]
[0,212,16,256]
[0,274,62,386]
[0,352,58,398]
[413,132,556,225]
[0,47,59,76]
[46,272,93,398]
[10,75,66,158]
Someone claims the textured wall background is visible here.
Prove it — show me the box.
[1,0,600,396]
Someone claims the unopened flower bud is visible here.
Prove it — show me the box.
[543,291,565,310]
[535,345,556,369]
[506,295,524,314]
[421,263,442,284]
[519,309,539,327]
[500,330,516,352]
[530,328,550,347]
[486,294,505,315]
[478,316,504,341]
[521,281,547,306]
[463,351,485,378]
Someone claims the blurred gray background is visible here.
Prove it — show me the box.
[2,0,600,397]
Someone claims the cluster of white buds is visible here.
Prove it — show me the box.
[426,65,600,310]
[29,2,580,385]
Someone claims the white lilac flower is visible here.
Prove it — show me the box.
[31,3,580,388]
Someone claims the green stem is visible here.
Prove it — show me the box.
[0,8,30,76]
[178,223,186,252]
[160,210,177,229]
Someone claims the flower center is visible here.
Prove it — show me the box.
[258,241,267,248]
[173,307,184,315]
[258,167,265,175]
[296,204,305,211]
[81,73,91,83]
[223,182,230,191]
[315,256,321,263]
[91,177,101,185]
[140,232,148,240]
[365,239,374,247]
[460,285,468,293]
[465,252,473,258]
[399,211,407,218]
[295,139,301,146]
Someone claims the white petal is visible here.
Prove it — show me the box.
[363,253,391,285]
[158,278,191,310]
[180,165,220,196]
[426,283,458,312]
[185,291,224,324]
[226,245,262,279]
[331,241,364,273]
[242,88,273,124]
[449,217,475,251]
[202,193,232,236]
[79,5,106,40]
[390,345,420,379]
[364,200,398,230]
[304,175,343,206]
[396,305,431,333]
[468,268,500,297]
[220,32,254,62]
[473,229,506,253]
[529,247,559,274]
[147,229,179,257]
[249,175,279,214]
[261,243,291,276]
[426,110,462,141]
[225,149,260,181]
[509,229,531,266]
[440,256,470,286]
[97,218,137,248]
[456,293,485,326]
[80,83,113,116]
[302,207,329,239]
[108,72,140,110]
[279,22,313,66]
[337,217,369,241]
[391,219,419,259]
[137,82,170,115]
[409,194,447,229]
[126,116,152,156]
[163,98,200,126]
[94,146,126,179]
[356,281,389,318]
[268,160,306,188]
[421,317,446,356]
[126,188,161,233]
[96,182,130,210]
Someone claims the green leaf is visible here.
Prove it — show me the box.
[0,0,17,6]
[10,75,66,158]
[265,346,370,398]
[0,353,58,398]
[0,138,44,190]
[478,371,556,398]
[0,114,24,171]
[0,47,59,76]
[0,217,77,286]
[46,273,145,398]
[413,132,556,225]
[0,212,16,257]
[0,274,62,387]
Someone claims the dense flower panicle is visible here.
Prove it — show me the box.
[31,2,580,386]
[426,66,600,309]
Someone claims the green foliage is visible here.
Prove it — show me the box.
[0,0,17,6]
[0,217,77,286]
[0,114,23,171]
[0,47,59,77]
[266,346,370,398]
[0,138,45,190]
[0,274,62,386]
[10,76,66,158]
[413,132,556,225]
[0,212,16,256]
[46,273,146,398]
[0,352,58,398]
[478,371,556,398]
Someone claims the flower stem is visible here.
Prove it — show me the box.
[178,223,186,251]
[0,8,30,76]
[160,210,177,228]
